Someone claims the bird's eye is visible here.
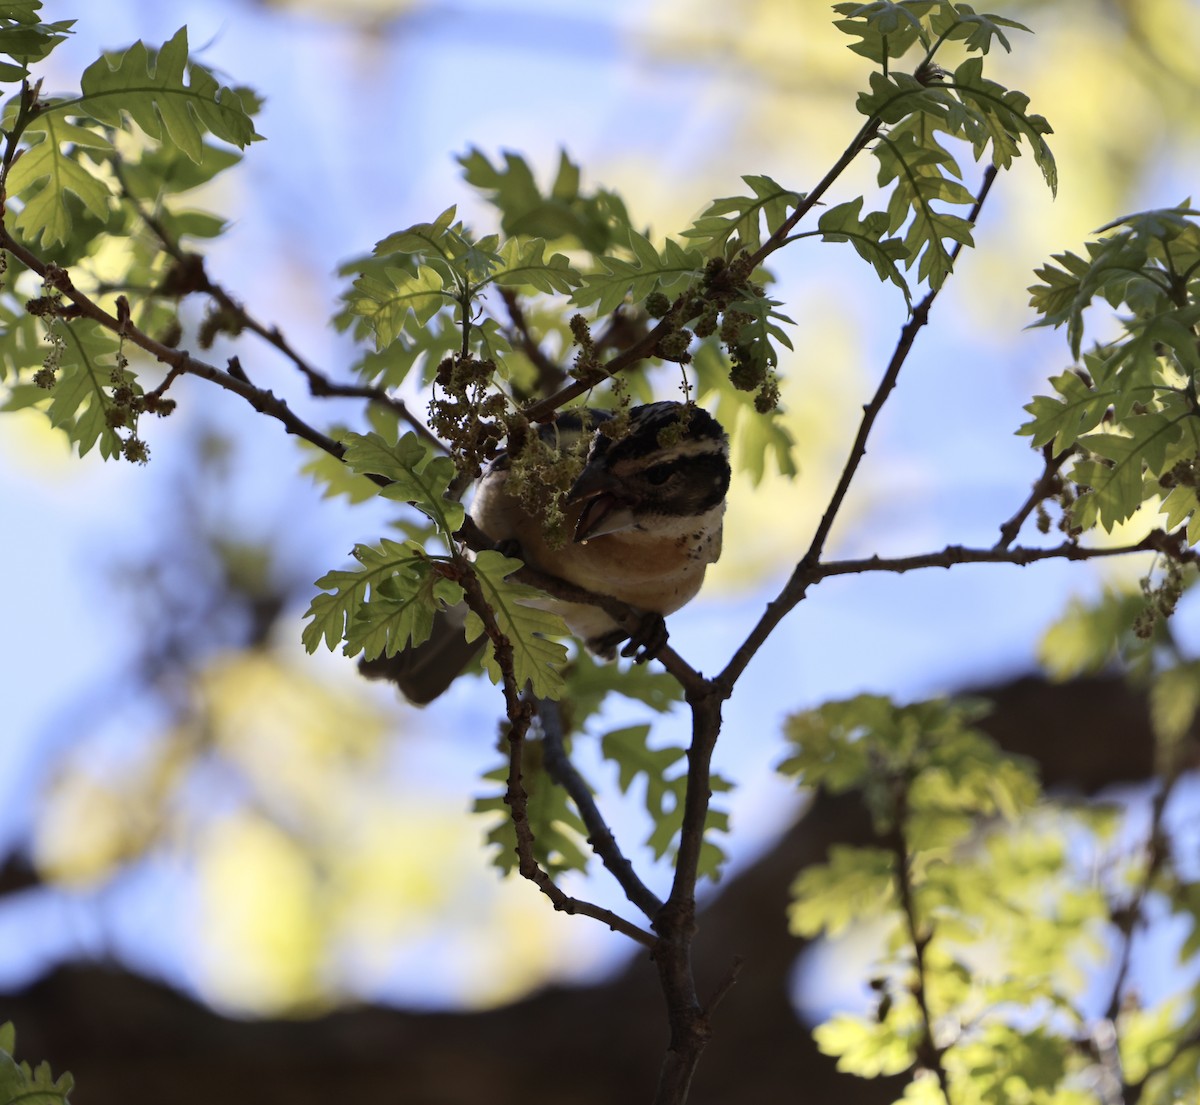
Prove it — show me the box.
[644,464,676,485]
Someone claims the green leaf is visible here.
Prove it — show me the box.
[1037,588,1155,681]
[302,537,456,657]
[875,123,975,288]
[299,437,384,505]
[372,204,461,261]
[474,740,591,875]
[558,649,682,735]
[75,27,260,161]
[571,229,704,315]
[8,321,130,459]
[0,1021,74,1103]
[487,236,581,294]
[929,5,1031,55]
[680,174,803,257]
[602,724,730,878]
[1150,661,1200,763]
[789,845,897,937]
[5,114,110,246]
[338,307,465,391]
[832,1,936,64]
[116,138,244,201]
[347,264,453,351]
[341,430,465,535]
[814,1006,921,1078]
[951,1024,1070,1100]
[817,196,912,306]
[467,550,570,700]
[1071,412,1182,532]
[1028,206,1199,359]
[459,147,632,254]
[946,55,1057,191]
[780,693,1035,838]
[1016,363,1124,454]
[0,7,73,69]
[347,557,464,661]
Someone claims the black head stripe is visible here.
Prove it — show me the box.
[597,402,727,466]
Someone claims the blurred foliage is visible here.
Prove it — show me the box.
[0,1022,73,1105]
[781,693,1200,1105]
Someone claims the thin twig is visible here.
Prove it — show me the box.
[112,162,446,454]
[0,229,354,460]
[995,443,1073,550]
[456,568,656,949]
[1101,771,1183,1101]
[889,788,954,1104]
[717,166,1000,694]
[539,698,664,919]
[811,530,1194,580]
[747,115,882,271]
[499,287,567,395]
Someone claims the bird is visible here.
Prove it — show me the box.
[371,400,731,704]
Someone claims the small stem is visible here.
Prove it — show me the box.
[456,568,655,949]
[995,444,1072,549]
[539,699,664,919]
[717,166,1000,693]
[110,161,447,455]
[889,799,954,1104]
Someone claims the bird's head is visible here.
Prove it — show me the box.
[565,402,730,543]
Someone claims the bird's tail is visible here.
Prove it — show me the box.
[357,605,485,705]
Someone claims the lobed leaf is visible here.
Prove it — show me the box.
[832,1,936,64]
[928,5,1032,55]
[474,743,591,876]
[818,196,912,306]
[0,2,74,76]
[467,550,570,701]
[571,229,704,315]
[5,114,111,246]
[76,27,259,161]
[680,174,803,257]
[302,537,449,656]
[1071,411,1183,532]
[347,265,453,351]
[487,236,581,295]
[341,430,465,535]
[602,724,730,878]
[459,147,633,254]
[946,56,1056,190]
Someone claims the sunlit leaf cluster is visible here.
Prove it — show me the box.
[778,692,1200,1105]
[1021,205,1200,539]
[0,12,259,459]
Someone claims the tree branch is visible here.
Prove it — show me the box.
[0,226,356,462]
[995,443,1073,550]
[716,165,1003,693]
[812,530,1197,580]
[456,566,656,950]
[651,686,725,1105]
[110,168,446,455]
[888,789,954,1104]
[539,699,665,919]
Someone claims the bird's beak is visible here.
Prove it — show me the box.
[566,464,637,542]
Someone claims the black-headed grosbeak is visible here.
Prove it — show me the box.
[380,401,731,703]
